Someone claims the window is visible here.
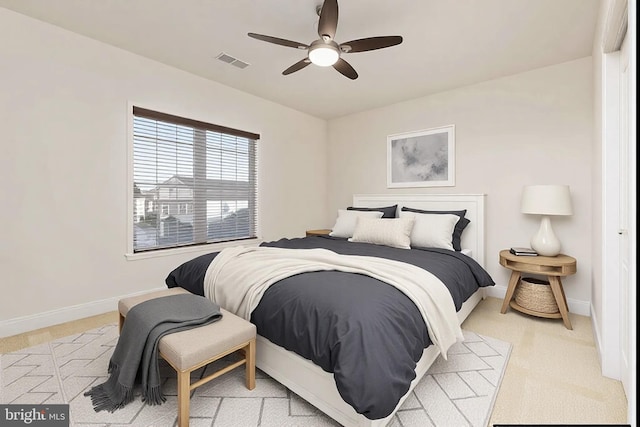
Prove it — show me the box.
[132,106,259,252]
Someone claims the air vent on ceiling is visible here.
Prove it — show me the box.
[216,52,250,69]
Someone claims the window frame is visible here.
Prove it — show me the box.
[126,103,260,260]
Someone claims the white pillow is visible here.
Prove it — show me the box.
[349,217,415,249]
[398,211,459,250]
[329,209,384,238]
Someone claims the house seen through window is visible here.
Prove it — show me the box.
[132,107,259,252]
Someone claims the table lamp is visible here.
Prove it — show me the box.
[521,185,573,256]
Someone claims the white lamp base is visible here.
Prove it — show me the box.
[530,216,561,256]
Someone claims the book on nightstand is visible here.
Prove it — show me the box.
[510,247,538,256]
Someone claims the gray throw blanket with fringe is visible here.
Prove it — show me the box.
[85,293,222,412]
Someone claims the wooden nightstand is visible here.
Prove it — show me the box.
[306,229,332,237]
[499,249,577,329]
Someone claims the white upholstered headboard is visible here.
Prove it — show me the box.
[352,194,486,267]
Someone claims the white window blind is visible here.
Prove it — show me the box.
[132,107,258,252]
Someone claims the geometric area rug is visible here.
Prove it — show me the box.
[1,325,511,427]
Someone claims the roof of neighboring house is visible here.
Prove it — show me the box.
[137,175,251,200]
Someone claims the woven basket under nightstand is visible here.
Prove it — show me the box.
[514,277,559,314]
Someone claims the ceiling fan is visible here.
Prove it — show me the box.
[248,0,403,80]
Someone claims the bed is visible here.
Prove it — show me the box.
[165,193,493,427]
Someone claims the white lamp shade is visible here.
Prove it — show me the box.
[521,185,573,216]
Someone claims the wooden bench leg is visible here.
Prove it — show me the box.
[177,370,191,427]
[246,338,256,390]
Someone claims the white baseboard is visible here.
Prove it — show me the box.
[0,287,167,338]
[2,285,592,339]
[484,285,591,317]
[590,301,604,365]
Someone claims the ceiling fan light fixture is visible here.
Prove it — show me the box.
[308,41,339,66]
[248,0,403,79]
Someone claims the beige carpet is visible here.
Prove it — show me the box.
[462,297,628,425]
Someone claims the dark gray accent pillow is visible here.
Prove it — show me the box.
[165,252,218,296]
[400,207,470,251]
[347,205,397,219]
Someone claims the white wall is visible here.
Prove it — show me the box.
[327,58,593,312]
[0,8,327,332]
[0,7,597,334]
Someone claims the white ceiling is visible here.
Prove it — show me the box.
[0,0,600,119]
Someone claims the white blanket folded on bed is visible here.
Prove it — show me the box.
[203,245,463,358]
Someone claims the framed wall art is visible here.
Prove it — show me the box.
[387,125,455,188]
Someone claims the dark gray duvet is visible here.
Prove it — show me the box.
[165,235,495,420]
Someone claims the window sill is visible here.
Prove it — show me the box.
[125,238,262,261]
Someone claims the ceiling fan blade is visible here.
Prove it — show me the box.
[340,36,403,53]
[282,58,312,75]
[317,0,338,40]
[332,58,358,80]
[248,33,308,49]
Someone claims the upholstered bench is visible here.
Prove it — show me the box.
[118,287,256,427]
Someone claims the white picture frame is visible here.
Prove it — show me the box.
[387,125,455,188]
